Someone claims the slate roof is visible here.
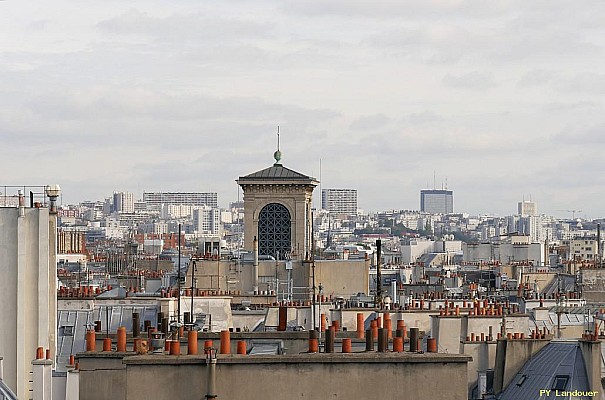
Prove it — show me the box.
[541,274,576,297]
[56,304,159,372]
[499,341,591,400]
[238,164,317,182]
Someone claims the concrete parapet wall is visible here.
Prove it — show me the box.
[78,353,126,400]
[461,341,497,397]
[579,339,602,400]
[580,269,605,302]
[79,352,471,400]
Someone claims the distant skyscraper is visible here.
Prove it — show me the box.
[143,192,218,211]
[321,189,358,215]
[518,200,537,216]
[420,190,453,214]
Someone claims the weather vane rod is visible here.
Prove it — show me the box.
[273,125,282,165]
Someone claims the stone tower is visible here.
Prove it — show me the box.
[237,149,318,260]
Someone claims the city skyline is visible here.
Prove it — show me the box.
[3,1,605,217]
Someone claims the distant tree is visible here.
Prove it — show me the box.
[424,220,433,236]
[451,231,476,243]
[353,227,389,235]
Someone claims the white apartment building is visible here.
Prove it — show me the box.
[220,210,233,224]
[463,238,544,266]
[113,191,135,213]
[193,206,220,235]
[322,188,358,215]
[161,204,193,219]
[401,239,435,264]
[570,238,599,261]
[401,238,462,265]
[143,192,218,211]
[519,215,543,243]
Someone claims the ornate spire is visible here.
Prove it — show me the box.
[273,125,282,165]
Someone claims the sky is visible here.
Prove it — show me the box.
[2,1,605,218]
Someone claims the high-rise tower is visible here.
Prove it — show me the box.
[420,189,453,214]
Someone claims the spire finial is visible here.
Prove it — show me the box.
[274,125,282,165]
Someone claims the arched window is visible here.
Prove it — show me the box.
[258,203,291,259]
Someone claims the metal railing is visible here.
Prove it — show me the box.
[0,380,17,400]
[0,185,48,208]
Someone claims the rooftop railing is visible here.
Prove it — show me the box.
[0,185,48,208]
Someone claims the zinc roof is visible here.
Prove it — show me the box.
[499,341,591,400]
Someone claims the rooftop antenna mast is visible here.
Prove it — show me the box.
[319,158,322,211]
[177,223,182,339]
[311,210,317,333]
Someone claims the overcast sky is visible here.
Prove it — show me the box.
[2,1,605,218]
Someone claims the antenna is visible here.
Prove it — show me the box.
[277,126,280,151]
[433,171,436,190]
[319,158,322,210]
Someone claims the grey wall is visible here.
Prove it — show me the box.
[79,353,471,400]
[0,207,56,398]
[581,269,605,302]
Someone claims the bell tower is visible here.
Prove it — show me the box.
[236,148,318,260]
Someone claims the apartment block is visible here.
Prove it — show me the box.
[322,189,357,215]
[143,192,218,211]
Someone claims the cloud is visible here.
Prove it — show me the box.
[517,70,558,87]
[518,70,605,96]
[4,0,605,216]
[282,0,510,19]
[349,114,391,131]
[553,123,605,145]
[405,111,444,125]
[554,72,605,95]
[97,9,271,44]
[442,71,496,90]
[542,101,598,113]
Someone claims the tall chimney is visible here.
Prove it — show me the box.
[18,190,25,217]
